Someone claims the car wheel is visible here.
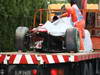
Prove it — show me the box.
[15,26,29,51]
[64,28,80,52]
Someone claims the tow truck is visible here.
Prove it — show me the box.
[0,0,100,75]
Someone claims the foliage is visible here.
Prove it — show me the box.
[67,0,98,4]
[0,0,47,51]
[88,0,98,4]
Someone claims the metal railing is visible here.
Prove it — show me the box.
[33,9,100,36]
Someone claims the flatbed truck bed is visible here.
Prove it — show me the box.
[0,51,100,75]
[0,51,100,64]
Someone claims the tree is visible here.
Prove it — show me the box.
[88,0,98,4]
[0,0,47,51]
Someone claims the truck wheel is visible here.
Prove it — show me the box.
[15,26,29,51]
[64,28,80,53]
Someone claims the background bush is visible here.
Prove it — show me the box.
[0,0,47,51]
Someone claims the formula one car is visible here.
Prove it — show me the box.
[15,17,93,53]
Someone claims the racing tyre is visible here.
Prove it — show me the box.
[64,28,80,53]
[15,26,29,50]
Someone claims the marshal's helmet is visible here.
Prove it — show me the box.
[70,0,77,6]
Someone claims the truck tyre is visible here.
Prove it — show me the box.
[15,26,29,51]
[64,28,80,53]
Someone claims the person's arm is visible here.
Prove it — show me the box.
[60,8,71,18]
[60,12,69,18]
[71,8,77,22]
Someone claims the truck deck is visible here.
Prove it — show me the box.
[0,51,100,64]
[0,51,100,75]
